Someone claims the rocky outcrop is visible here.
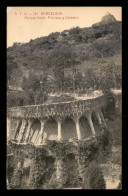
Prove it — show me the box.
[92,13,117,27]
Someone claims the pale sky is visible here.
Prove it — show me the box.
[7,7,122,47]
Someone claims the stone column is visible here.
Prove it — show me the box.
[24,119,33,142]
[35,119,46,145]
[7,117,11,141]
[72,115,81,140]
[99,109,107,128]
[57,119,62,141]
[54,117,63,141]
[85,112,96,136]
[17,119,27,142]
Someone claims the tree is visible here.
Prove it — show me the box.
[28,148,46,189]
[22,73,46,105]
[47,141,68,188]
[69,26,81,35]
[100,63,117,91]
[46,57,70,93]
[83,68,99,90]
[92,40,111,58]
[66,59,80,93]
[83,164,106,189]
[7,56,18,81]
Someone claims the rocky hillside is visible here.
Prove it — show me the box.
[7,13,121,60]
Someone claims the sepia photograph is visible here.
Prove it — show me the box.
[7,7,122,190]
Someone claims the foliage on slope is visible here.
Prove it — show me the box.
[7,15,122,107]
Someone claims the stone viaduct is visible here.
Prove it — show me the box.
[7,94,108,145]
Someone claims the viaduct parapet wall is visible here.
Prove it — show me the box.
[8,95,106,119]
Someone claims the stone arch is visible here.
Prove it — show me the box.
[43,118,58,141]
[79,116,92,138]
[29,119,41,143]
[62,117,77,140]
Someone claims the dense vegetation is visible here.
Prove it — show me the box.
[7,14,122,107]
[7,130,111,189]
[7,21,121,59]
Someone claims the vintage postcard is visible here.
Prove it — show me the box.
[7,7,122,189]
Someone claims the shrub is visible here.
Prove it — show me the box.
[89,166,106,189]
[83,162,106,189]
[117,174,122,189]
[8,135,112,189]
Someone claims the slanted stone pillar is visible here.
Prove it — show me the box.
[27,126,34,143]
[99,109,107,128]
[95,109,102,126]
[24,119,33,142]
[35,119,46,145]
[85,112,96,136]
[17,119,27,142]
[14,118,21,140]
[31,130,39,144]
[42,132,47,145]
[72,115,81,140]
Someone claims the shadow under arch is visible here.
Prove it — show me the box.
[79,116,92,139]
[62,117,77,141]
[92,111,101,134]
[29,119,41,143]
[43,118,58,141]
